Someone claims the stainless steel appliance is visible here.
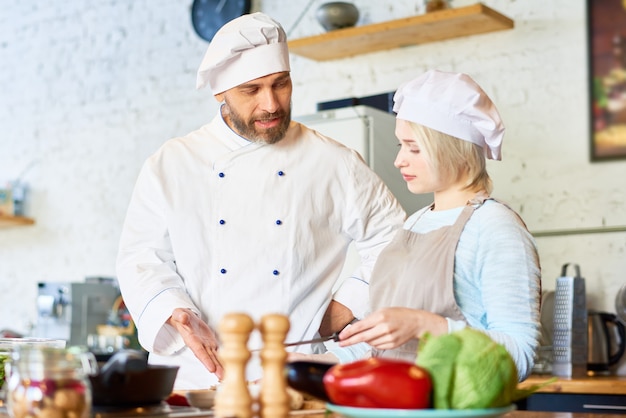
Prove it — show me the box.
[532,290,555,374]
[616,283,626,324]
[33,278,120,347]
[296,105,432,215]
[587,310,626,375]
[552,263,588,377]
[296,106,432,284]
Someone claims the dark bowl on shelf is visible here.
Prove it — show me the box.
[316,2,360,31]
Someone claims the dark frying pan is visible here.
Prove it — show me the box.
[89,350,179,407]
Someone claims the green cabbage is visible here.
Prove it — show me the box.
[0,354,8,385]
[415,328,518,409]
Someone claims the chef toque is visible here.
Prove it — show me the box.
[393,69,504,160]
[196,12,291,95]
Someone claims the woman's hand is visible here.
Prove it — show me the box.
[338,307,447,350]
[167,308,224,379]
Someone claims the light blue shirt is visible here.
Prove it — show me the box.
[329,199,542,381]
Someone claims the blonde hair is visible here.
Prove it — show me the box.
[409,122,493,194]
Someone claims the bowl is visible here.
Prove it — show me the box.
[0,337,67,351]
[316,2,360,31]
[185,389,216,409]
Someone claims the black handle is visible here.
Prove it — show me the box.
[602,312,626,366]
[560,262,581,278]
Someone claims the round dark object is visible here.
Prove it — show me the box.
[316,2,360,31]
[191,0,252,42]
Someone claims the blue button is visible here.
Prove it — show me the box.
[275,220,282,225]
[218,172,225,178]
[273,270,279,276]
[277,171,284,176]
[220,269,227,274]
[219,219,225,225]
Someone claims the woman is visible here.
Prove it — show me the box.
[294,70,541,381]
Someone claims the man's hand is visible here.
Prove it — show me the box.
[319,300,355,336]
[167,308,224,380]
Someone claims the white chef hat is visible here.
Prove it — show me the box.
[196,12,291,95]
[393,69,504,160]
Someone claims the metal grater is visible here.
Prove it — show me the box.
[552,263,588,377]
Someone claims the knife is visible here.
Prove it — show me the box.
[283,331,341,348]
[283,318,359,348]
[250,332,340,352]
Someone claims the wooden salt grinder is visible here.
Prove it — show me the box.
[259,313,290,418]
[215,312,255,418]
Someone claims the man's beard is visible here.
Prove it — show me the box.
[223,102,291,145]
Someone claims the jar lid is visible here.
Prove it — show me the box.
[10,346,96,377]
[0,338,66,352]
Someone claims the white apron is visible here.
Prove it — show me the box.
[368,195,493,360]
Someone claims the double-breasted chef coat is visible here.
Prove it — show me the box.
[116,111,406,389]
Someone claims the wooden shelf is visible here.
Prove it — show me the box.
[288,3,514,61]
[0,215,35,228]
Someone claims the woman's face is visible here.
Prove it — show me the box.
[394,119,441,195]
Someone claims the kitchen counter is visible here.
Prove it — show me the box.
[519,374,626,395]
[327,413,626,418]
[2,377,625,417]
[0,409,625,418]
[516,374,626,414]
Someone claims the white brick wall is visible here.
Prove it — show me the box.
[1,0,625,371]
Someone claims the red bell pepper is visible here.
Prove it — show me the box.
[323,358,432,409]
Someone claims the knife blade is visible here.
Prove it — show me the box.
[283,331,340,348]
[250,332,340,352]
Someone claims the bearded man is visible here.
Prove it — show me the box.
[116,12,405,389]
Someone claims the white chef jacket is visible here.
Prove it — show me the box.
[116,111,405,389]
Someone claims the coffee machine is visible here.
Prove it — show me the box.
[33,277,120,346]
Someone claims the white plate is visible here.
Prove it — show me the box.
[325,404,516,418]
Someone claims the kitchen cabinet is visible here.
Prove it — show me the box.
[0,215,35,228]
[288,3,514,61]
[516,374,626,414]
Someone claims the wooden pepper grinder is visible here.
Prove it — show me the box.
[259,313,290,418]
[215,312,255,418]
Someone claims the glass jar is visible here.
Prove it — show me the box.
[0,338,66,401]
[6,346,97,418]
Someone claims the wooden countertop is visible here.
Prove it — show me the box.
[504,413,626,418]
[4,378,626,417]
[0,410,625,418]
[518,374,626,395]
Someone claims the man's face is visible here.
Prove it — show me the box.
[217,72,293,144]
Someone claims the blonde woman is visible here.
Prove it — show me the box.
[295,70,541,382]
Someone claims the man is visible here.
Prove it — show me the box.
[116,12,405,389]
